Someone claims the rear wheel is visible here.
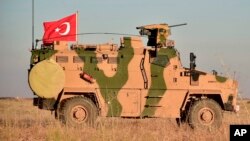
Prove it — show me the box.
[59,96,98,127]
[188,99,222,130]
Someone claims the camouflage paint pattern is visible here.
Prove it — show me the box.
[75,37,133,116]
[216,75,228,83]
[142,48,176,116]
[29,23,239,119]
[31,49,57,64]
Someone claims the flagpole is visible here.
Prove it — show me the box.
[32,0,34,50]
[76,11,79,45]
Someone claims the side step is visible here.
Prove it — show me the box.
[144,105,162,107]
[144,95,163,107]
[145,96,163,98]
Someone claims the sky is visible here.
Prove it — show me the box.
[0,0,250,98]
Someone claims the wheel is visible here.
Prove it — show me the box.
[59,96,98,127]
[188,99,222,130]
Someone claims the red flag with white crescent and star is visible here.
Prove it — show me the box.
[42,13,77,44]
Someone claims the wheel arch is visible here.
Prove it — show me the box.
[54,92,101,118]
[187,94,224,110]
[58,95,98,126]
[181,93,224,121]
[61,92,100,110]
[187,98,223,129]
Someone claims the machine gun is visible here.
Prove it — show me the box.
[136,23,186,57]
[136,23,187,47]
[169,23,187,28]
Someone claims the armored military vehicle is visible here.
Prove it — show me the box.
[29,23,238,130]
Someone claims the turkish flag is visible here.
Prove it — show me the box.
[43,13,77,44]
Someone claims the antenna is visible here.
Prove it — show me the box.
[76,11,79,45]
[219,56,231,77]
[36,32,143,42]
[32,0,34,50]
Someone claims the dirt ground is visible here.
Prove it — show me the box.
[0,99,249,141]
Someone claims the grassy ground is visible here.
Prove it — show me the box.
[0,99,249,141]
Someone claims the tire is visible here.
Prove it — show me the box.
[188,99,222,130]
[59,96,98,127]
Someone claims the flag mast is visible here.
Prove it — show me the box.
[32,0,35,50]
[76,10,79,45]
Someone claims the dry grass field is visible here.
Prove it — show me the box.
[0,99,249,141]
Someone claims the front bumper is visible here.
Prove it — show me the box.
[33,97,56,110]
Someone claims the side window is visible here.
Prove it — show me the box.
[73,56,85,63]
[90,56,102,63]
[108,57,119,64]
[56,56,68,63]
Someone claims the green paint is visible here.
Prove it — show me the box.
[31,49,57,64]
[216,75,227,83]
[152,55,169,67]
[158,47,177,58]
[159,34,166,45]
[142,47,176,117]
[76,37,134,116]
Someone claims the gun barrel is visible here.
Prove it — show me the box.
[169,23,187,28]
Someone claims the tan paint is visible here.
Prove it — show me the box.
[96,53,118,77]
[117,37,147,117]
[154,90,187,118]
[154,56,186,117]
[140,48,152,115]
[53,42,109,116]
[30,23,238,120]
[54,40,237,117]
[95,43,119,77]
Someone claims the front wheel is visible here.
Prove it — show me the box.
[188,99,222,130]
[59,96,98,127]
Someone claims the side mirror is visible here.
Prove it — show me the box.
[190,52,196,70]
[190,52,196,62]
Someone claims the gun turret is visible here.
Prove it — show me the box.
[136,23,187,47]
